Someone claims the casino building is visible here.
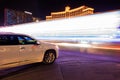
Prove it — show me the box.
[46,5,94,20]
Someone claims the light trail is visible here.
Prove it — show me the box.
[0,10,120,42]
[53,42,120,50]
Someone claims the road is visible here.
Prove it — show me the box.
[0,46,120,80]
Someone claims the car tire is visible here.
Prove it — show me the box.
[43,50,56,64]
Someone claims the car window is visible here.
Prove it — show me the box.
[9,35,19,45]
[0,35,19,45]
[0,36,8,45]
[17,36,26,45]
[17,35,36,45]
[24,36,37,44]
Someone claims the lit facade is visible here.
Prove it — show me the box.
[0,8,36,26]
[4,9,33,26]
[46,5,94,20]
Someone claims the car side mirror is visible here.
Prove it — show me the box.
[36,41,40,45]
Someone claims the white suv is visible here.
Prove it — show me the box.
[0,32,59,69]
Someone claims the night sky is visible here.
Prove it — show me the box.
[0,0,120,19]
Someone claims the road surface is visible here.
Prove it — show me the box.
[0,46,120,80]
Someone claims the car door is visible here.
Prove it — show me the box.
[0,35,19,68]
[17,35,42,64]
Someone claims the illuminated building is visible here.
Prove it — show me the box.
[4,9,33,26]
[0,8,34,26]
[46,5,94,20]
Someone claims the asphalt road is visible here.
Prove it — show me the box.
[0,47,120,80]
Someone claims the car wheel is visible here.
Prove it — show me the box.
[43,50,56,64]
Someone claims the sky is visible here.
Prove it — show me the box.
[0,0,120,19]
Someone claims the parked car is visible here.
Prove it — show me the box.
[0,32,59,69]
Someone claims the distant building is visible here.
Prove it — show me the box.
[46,5,94,20]
[0,8,38,27]
[4,9,34,26]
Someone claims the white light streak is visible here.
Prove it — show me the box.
[0,10,120,41]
